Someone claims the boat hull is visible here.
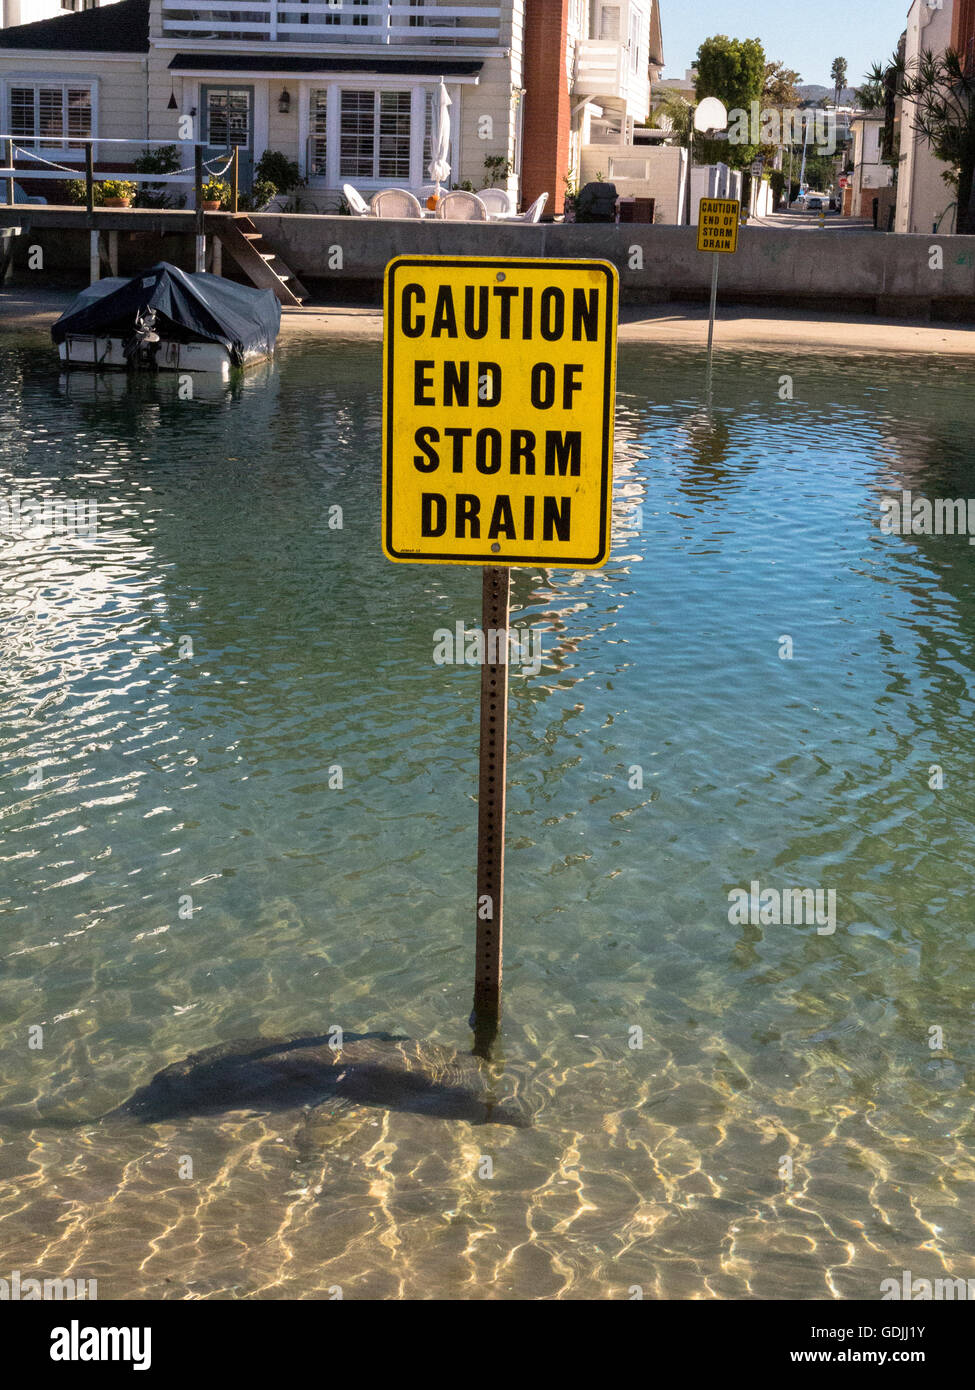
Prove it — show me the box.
[58,336,268,379]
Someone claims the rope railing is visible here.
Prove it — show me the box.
[1,139,240,213]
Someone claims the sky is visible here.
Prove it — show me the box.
[659,0,909,89]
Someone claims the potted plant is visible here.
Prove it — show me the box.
[101,179,137,208]
[201,178,229,211]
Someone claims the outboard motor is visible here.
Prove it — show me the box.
[122,307,161,369]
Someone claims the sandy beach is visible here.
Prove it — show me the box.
[4,285,974,354]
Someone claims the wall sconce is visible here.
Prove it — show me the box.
[278,89,291,114]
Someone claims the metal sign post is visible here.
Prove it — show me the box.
[382,255,618,1052]
[696,197,741,409]
[472,565,510,1052]
[705,252,719,406]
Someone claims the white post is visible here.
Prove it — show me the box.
[89,230,100,285]
[195,234,206,273]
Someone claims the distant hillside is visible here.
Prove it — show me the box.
[797,83,857,105]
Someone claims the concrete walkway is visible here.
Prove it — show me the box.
[749,209,877,234]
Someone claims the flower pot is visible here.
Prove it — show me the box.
[103,197,132,208]
[202,200,222,212]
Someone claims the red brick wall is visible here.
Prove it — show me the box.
[952,0,975,72]
[521,0,570,216]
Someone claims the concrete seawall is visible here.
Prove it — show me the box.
[250,217,975,320]
[3,209,974,319]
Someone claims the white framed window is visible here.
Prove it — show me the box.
[309,88,328,176]
[339,88,411,181]
[599,5,620,40]
[629,9,641,74]
[9,83,93,152]
[302,82,457,190]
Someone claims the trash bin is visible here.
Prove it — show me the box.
[576,181,619,223]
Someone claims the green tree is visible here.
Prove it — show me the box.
[694,34,766,168]
[830,56,848,107]
[763,61,801,108]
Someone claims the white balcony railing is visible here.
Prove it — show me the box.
[160,0,501,44]
[574,38,650,115]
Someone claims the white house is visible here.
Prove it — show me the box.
[1,0,663,214]
[895,0,957,233]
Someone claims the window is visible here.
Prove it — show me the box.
[309,89,328,176]
[339,89,411,180]
[378,91,411,179]
[598,4,620,40]
[629,10,641,74]
[206,89,250,148]
[9,84,92,150]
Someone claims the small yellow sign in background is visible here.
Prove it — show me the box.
[697,198,740,253]
[383,256,618,568]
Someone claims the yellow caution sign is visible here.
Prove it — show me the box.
[697,198,740,253]
[382,256,618,567]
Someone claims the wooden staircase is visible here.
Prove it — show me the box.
[211,214,309,307]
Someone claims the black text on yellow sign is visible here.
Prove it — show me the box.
[696,198,740,254]
[382,256,618,567]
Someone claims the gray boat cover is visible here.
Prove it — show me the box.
[51,262,281,365]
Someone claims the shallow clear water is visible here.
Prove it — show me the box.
[1,327,974,1299]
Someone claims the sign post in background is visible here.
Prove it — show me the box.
[697,197,741,405]
[383,255,618,1048]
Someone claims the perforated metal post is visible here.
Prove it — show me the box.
[472,565,509,1053]
[705,251,719,409]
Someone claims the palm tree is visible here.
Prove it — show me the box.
[650,90,694,146]
[830,57,848,108]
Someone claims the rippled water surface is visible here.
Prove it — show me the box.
[2,326,974,1299]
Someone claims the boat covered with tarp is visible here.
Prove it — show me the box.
[52,262,281,378]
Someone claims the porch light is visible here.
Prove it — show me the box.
[278,89,291,114]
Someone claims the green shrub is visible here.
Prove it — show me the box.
[482,154,512,187]
[254,150,304,195]
[134,145,181,208]
[238,177,276,211]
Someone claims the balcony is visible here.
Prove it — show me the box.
[574,38,650,117]
[159,0,501,44]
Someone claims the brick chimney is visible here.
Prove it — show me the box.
[521,0,570,215]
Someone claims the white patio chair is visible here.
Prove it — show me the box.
[435,190,489,221]
[475,187,515,217]
[342,183,371,216]
[518,193,548,223]
[371,188,424,219]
